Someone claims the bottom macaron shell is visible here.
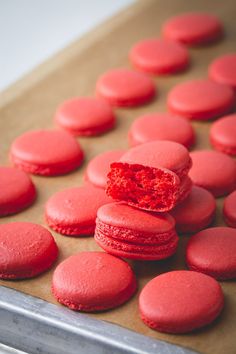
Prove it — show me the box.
[52,252,137,312]
[139,270,224,333]
[186,227,236,280]
[0,222,58,279]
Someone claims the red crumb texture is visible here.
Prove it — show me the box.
[106,162,180,212]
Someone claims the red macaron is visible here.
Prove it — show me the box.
[85,149,126,189]
[209,53,236,90]
[189,150,236,197]
[10,129,84,176]
[55,97,116,136]
[139,270,224,333]
[129,38,189,75]
[45,184,111,236]
[0,166,36,216]
[186,227,236,280]
[52,252,137,312]
[167,79,234,120]
[170,186,216,234]
[96,68,156,107]
[162,12,223,46]
[106,141,192,212]
[210,114,236,156]
[128,112,195,148]
[223,190,236,228]
[95,202,178,261]
[0,222,58,279]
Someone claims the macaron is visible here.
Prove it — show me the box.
[139,270,224,333]
[129,38,189,75]
[189,150,236,197]
[85,149,126,189]
[223,190,236,227]
[0,222,58,279]
[210,114,236,155]
[168,79,234,120]
[55,97,116,136]
[162,12,223,46]
[209,53,236,90]
[186,227,236,280]
[106,141,192,212]
[95,202,178,261]
[128,112,195,148]
[10,129,84,176]
[0,166,36,216]
[96,68,156,107]
[170,186,216,233]
[45,184,111,236]
[52,252,137,312]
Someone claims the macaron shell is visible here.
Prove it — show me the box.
[139,270,224,333]
[52,252,137,311]
[55,97,116,136]
[223,190,236,227]
[171,186,216,233]
[167,79,234,120]
[162,12,223,45]
[0,222,58,279]
[189,150,236,197]
[96,68,156,107]
[128,113,195,148]
[210,114,236,155]
[209,54,236,89]
[10,129,84,176]
[45,184,111,236]
[186,227,236,280]
[129,38,189,74]
[85,149,126,188]
[0,166,36,216]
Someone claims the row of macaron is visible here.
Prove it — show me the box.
[0,220,234,334]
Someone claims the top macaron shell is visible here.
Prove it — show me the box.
[129,38,189,75]
[167,79,234,120]
[209,53,236,90]
[10,129,84,176]
[55,97,116,136]
[0,166,36,216]
[162,12,223,45]
[96,68,156,107]
[128,112,195,148]
[210,114,236,155]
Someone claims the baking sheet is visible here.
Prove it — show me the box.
[0,1,236,353]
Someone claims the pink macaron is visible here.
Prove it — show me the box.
[223,190,236,228]
[209,53,236,90]
[210,114,236,155]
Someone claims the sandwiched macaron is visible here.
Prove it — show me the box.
[95,202,178,261]
[128,112,195,148]
[52,252,137,312]
[167,79,234,120]
[129,38,189,75]
[85,149,126,189]
[106,141,192,212]
[0,222,58,279]
[0,166,36,216]
[223,190,236,228]
[55,97,116,136]
[189,150,236,197]
[210,114,236,155]
[170,186,216,233]
[96,68,156,107]
[186,227,236,280]
[162,12,223,46]
[10,129,84,176]
[45,184,111,236]
[209,53,236,90]
[139,270,224,333]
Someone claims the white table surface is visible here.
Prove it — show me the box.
[0,0,135,92]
